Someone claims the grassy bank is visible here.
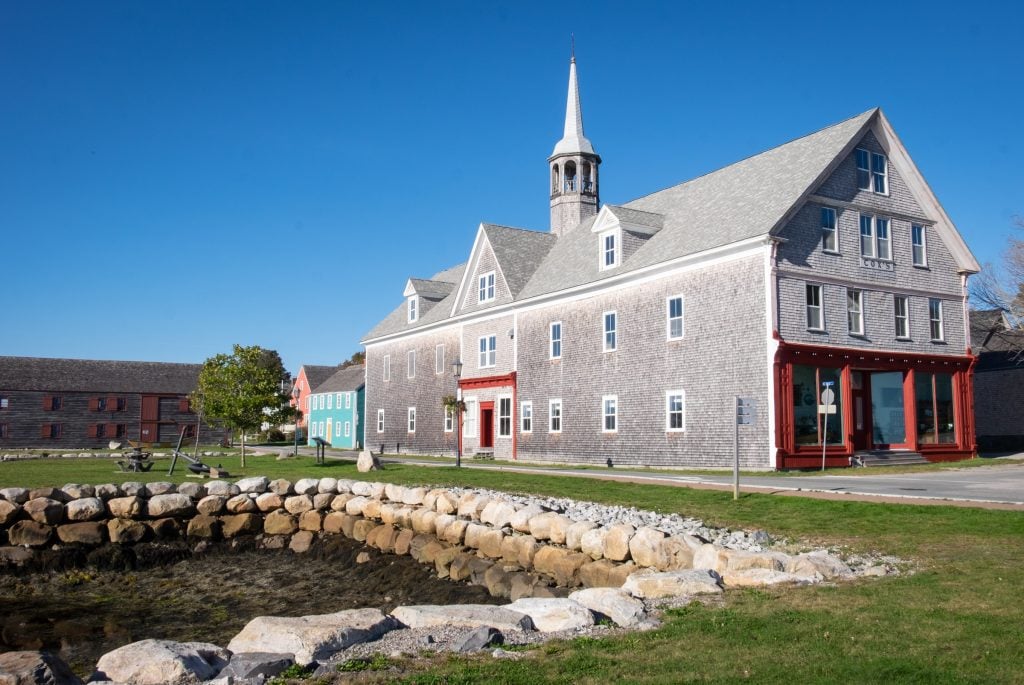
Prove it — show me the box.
[1,455,1022,682]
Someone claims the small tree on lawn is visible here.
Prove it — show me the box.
[194,344,295,467]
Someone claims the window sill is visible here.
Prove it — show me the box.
[602,349,617,354]
[895,336,913,342]
[848,332,867,339]
[807,327,827,334]
[822,249,841,256]
[912,263,929,270]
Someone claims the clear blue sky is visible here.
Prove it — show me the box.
[2,1,1021,374]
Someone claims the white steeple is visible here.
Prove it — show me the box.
[551,56,596,157]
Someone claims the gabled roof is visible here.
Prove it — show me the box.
[301,364,340,390]
[312,364,366,394]
[0,356,201,393]
[482,223,558,297]
[405,278,456,301]
[604,206,665,234]
[363,263,467,340]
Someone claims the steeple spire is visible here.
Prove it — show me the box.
[551,52,596,157]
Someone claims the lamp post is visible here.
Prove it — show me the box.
[451,359,463,468]
[292,385,301,457]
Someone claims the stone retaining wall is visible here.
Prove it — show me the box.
[0,477,856,597]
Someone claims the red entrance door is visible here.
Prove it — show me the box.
[851,371,872,450]
[480,402,494,448]
[141,395,160,444]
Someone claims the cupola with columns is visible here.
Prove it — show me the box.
[549,53,601,237]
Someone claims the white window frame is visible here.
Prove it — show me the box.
[549,399,562,433]
[463,399,478,438]
[859,214,875,258]
[407,407,416,433]
[336,392,343,407]
[327,393,333,409]
[847,289,864,336]
[383,355,391,382]
[408,295,418,323]
[806,284,824,331]
[871,151,888,194]
[435,343,445,374]
[876,218,891,261]
[478,271,496,303]
[929,298,944,341]
[894,295,910,339]
[599,230,619,270]
[444,406,454,432]
[306,396,311,412]
[602,395,618,433]
[603,311,617,352]
[407,349,416,379]
[335,421,342,437]
[550,321,562,359]
[497,396,512,438]
[318,421,324,437]
[666,390,686,432]
[478,335,496,368]
[855,148,871,191]
[666,295,684,340]
[345,393,351,409]
[318,395,325,410]
[521,401,533,433]
[377,409,384,433]
[911,224,928,267]
[344,421,351,437]
[821,206,838,253]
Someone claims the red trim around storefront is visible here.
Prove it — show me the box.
[458,372,517,460]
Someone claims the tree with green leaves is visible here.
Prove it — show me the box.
[193,344,295,467]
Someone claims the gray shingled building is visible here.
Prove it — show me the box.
[361,57,979,469]
[971,310,1024,451]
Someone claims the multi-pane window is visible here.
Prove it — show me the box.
[821,207,838,252]
[929,299,944,341]
[407,350,416,378]
[860,215,891,260]
[478,271,495,302]
[602,396,618,432]
[318,421,324,437]
[327,394,333,409]
[876,218,891,260]
[847,289,864,335]
[336,393,343,408]
[667,296,684,340]
[806,284,824,330]
[319,395,325,410]
[444,407,454,432]
[344,421,351,437]
[666,391,685,432]
[345,393,351,409]
[601,231,618,269]
[0,396,9,409]
[335,421,342,437]
[435,344,445,374]
[603,311,617,352]
[549,399,562,433]
[894,295,910,339]
[408,296,418,323]
[521,401,533,433]
[383,355,391,382]
[464,399,478,437]
[911,225,927,266]
[407,407,416,433]
[856,148,887,193]
[479,335,496,368]
[859,215,874,257]
[377,409,384,433]
[498,397,512,437]
[44,396,62,411]
[550,322,562,359]
[856,148,871,190]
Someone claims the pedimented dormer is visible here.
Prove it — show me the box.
[403,277,455,325]
[591,205,665,271]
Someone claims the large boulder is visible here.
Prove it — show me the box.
[255,492,284,512]
[293,478,319,496]
[147,494,194,519]
[391,605,533,632]
[785,552,853,580]
[65,497,105,522]
[57,522,107,545]
[578,560,636,588]
[603,524,635,561]
[284,495,314,515]
[628,527,667,568]
[108,518,147,544]
[527,512,568,542]
[221,513,263,538]
[94,483,121,500]
[0,487,29,504]
[356,451,382,472]
[28,488,67,503]
[23,498,63,525]
[205,481,240,498]
[580,527,608,560]
[94,639,229,685]
[107,496,144,519]
[509,503,545,533]
[145,482,176,497]
[227,609,399,665]
[176,482,205,500]
[264,510,298,536]
[317,478,338,494]
[218,652,294,681]
[61,483,95,500]
[569,587,647,627]
[565,521,598,552]
[480,500,517,528]
[225,494,258,514]
[721,568,818,587]
[196,495,227,517]
[268,479,293,496]
[533,547,589,587]
[0,650,83,685]
[7,521,53,547]
[120,482,147,498]
[0,499,20,526]
[235,476,270,494]
[622,569,723,599]
[504,598,595,632]
[186,515,221,539]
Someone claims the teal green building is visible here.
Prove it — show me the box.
[306,365,365,449]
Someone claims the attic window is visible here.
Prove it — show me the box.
[599,230,619,270]
[408,295,418,323]
[478,271,495,303]
[855,148,888,194]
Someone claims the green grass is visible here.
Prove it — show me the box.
[2,458,1023,682]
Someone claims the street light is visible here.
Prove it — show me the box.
[292,384,301,457]
[451,359,463,468]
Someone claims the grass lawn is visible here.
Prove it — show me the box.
[2,455,1022,683]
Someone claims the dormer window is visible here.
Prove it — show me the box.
[600,230,619,270]
[856,148,888,194]
[478,271,495,303]
[407,295,418,323]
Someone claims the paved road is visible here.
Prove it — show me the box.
[261,446,1024,507]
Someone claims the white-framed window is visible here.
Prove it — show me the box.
[550,321,562,359]
[408,295,418,323]
[929,298,944,341]
[549,399,562,433]
[383,355,391,382]
[806,284,824,331]
[407,350,416,379]
[666,390,685,432]
[478,271,496,303]
[521,401,533,433]
[498,397,512,437]
[894,295,910,339]
[821,207,838,253]
[478,335,496,368]
[335,421,342,437]
[435,344,445,374]
[602,395,617,433]
[345,393,351,409]
[377,409,384,433]
[603,311,617,352]
[911,224,927,266]
[309,421,316,438]
[600,230,619,269]
[318,421,324,437]
[855,148,887,193]
[407,407,416,433]
[306,396,311,412]
[344,421,351,437]
[856,148,871,191]
[847,289,864,335]
[318,395,325,410]
[859,215,891,260]
[327,393,333,409]
[667,295,684,340]
[444,406,454,432]
[336,392,343,407]
[464,399,478,437]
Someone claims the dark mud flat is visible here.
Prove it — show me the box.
[0,536,501,677]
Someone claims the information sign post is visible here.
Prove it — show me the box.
[819,382,836,472]
[734,397,757,500]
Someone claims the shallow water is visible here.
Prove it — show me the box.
[0,536,501,677]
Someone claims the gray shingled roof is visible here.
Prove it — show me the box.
[408,278,456,301]
[0,356,202,393]
[482,223,558,297]
[313,364,366,393]
[363,263,467,340]
[303,364,340,390]
[606,205,664,231]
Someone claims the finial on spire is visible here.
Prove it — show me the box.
[571,33,575,63]
[550,46,596,157]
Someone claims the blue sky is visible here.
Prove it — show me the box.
[2,1,1021,374]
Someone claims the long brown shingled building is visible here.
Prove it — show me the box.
[0,356,226,448]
